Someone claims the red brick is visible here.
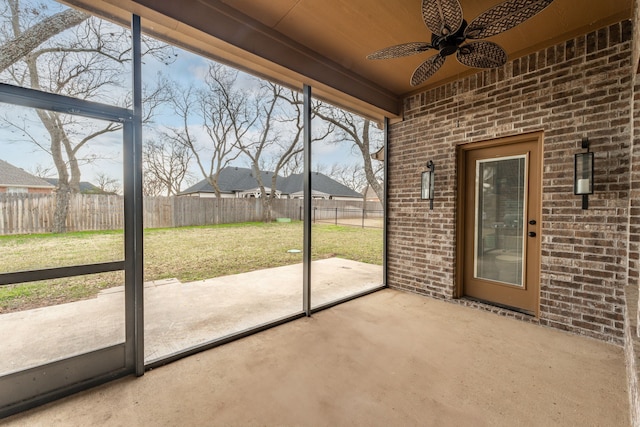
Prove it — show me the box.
[388,21,632,344]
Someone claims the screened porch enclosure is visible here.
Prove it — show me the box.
[0,0,385,417]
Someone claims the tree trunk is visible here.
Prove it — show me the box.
[362,185,369,218]
[24,37,77,233]
[53,184,70,233]
[361,121,384,205]
[266,173,282,223]
[263,195,273,223]
[33,108,72,233]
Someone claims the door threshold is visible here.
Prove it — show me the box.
[462,297,535,317]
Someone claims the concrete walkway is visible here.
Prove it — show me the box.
[0,258,383,373]
[3,289,629,426]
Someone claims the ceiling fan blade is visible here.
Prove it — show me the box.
[367,42,434,60]
[465,0,555,39]
[411,54,446,86]
[456,41,507,68]
[422,0,464,36]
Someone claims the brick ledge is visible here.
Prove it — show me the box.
[624,285,640,427]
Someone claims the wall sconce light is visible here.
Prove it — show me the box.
[574,137,593,210]
[421,160,435,210]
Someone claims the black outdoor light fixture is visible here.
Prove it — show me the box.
[421,160,435,210]
[574,137,594,210]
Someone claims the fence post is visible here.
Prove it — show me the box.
[335,207,338,225]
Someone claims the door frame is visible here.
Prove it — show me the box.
[0,84,139,418]
[455,132,543,316]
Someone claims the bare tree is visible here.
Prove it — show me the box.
[0,1,172,232]
[269,85,333,179]
[314,106,384,203]
[234,82,281,222]
[325,162,382,208]
[327,163,368,193]
[165,63,335,222]
[165,63,248,199]
[241,82,333,222]
[30,163,54,179]
[279,151,303,176]
[143,136,194,196]
[94,172,120,194]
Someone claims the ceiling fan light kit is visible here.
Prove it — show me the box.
[367,0,555,86]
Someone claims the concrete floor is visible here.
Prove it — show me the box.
[3,288,629,426]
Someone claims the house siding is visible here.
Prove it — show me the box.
[388,20,634,344]
[0,187,53,194]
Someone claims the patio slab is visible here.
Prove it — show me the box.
[0,257,383,373]
[3,288,629,426]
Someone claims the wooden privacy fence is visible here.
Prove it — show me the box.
[0,194,383,235]
[0,193,123,235]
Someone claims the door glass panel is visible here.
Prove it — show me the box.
[474,155,526,287]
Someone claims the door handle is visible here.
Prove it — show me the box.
[528,231,536,237]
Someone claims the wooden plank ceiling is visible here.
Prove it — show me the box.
[68,0,632,120]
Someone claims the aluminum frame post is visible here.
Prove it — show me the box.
[303,84,312,316]
[131,14,144,376]
[383,117,389,288]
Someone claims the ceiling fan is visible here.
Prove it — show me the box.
[367,0,555,86]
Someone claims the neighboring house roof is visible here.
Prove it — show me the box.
[278,172,362,199]
[180,166,362,198]
[217,167,278,193]
[180,167,277,195]
[44,178,108,194]
[0,159,55,189]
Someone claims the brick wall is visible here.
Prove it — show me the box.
[388,20,633,344]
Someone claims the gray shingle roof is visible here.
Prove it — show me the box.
[217,167,279,192]
[44,178,105,194]
[180,166,362,198]
[181,167,278,194]
[0,160,55,188]
[279,172,362,198]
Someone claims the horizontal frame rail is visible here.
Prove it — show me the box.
[0,261,125,286]
[0,83,133,122]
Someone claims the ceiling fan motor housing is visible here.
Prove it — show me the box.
[431,20,468,57]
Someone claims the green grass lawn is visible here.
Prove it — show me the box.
[0,222,382,313]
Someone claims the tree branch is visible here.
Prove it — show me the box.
[0,8,89,71]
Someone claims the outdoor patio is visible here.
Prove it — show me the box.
[1,257,383,372]
[3,288,629,426]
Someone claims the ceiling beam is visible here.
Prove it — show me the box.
[128,0,401,118]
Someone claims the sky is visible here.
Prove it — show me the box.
[0,0,380,191]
